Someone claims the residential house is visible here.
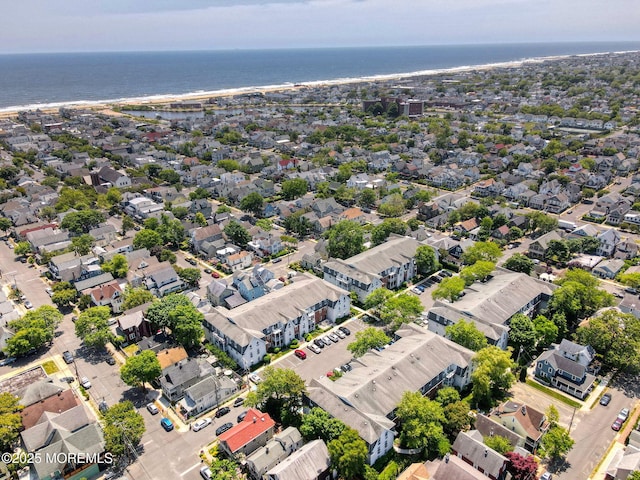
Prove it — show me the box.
[246,427,304,480]
[191,224,224,257]
[144,263,185,296]
[263,439,332,480]
[226,251,254,272]
[88,281,123,313]
[248,230,283,257]
[218,408,276,458]
[605,444,640,480]
[427,268,556,349]
[179,374,239,419]
[473,178,504,197]
[546,193,570,214]
[596,229,621,257]
[534,339,598,399]
[614,240,639,260]
[488,401,549,452]
[528,230,563,259]
[204,274,350,368]
[88,224,118,246]
[231,265,278,302]
[97,165,131,188]
[117,308,152,344]
[339,206,366,224]
[20,404,105,480]
[593,259,626,279]
[306,324,475,465]
[160,357,216,402]
[421,454,492,480]
[323,234,422,302]
[451,430,509,480]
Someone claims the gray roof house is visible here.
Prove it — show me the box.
[305,324,474,465]
[264,439,331,480]
[592,259,626,279]
[179,374,239,419]
[246,427,304,480]
[160,357,215,402]
[451,430,509,480]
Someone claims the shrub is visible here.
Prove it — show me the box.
[263,354,272,364]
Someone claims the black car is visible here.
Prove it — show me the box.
[105,356,116,366]
[233,397,245,407]
[440,270,453,277]
[314,338,326,348]
[62,351,74,364]
[600,393,612,406]
[340,363,352,372]
[339,326,351,336]
[215,407,231,418]
[237,411,247,423]
[215,422,233,436]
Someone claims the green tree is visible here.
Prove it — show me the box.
[194,212,207,227]
[171,206,189,220]
[224,220,251,247]
[462,241,503,265]
[255,218,272,231]
[445,319,488,351]
[133,229,163,250]
[102,401,146,458]
[576,309,640,372]
[71,234,94,255]
[432,276,466,302]
[299,407,346,442]
[525,211,558,234]
[358,188,377,208]
[504,253,534,274]
[371,218,406,246]
[156,216,186,248]
[169,305,204,349]
[245,367,306,423]
[0,217,12,236]
[549,274,614,326]
[508,313,537,354]
[346,327,390,357]
[240,192,265,216]
[326,220,364,259]
[484,435,513,454]
[281,178,308,200]
[378,193,406,217]
[546,404,560,427]
[60,210,105,234]
[283,212,313,238]
[14,241,31,256]
[396,391,449,455]
[177,267,201,288]
[145,294,194,330]
[328,427,368,480]
[159,249,177,264]
[75,306,115,349]
[120,350,161,391]
[415,245,439,275]
[627,472,640,480]
[435,386,461,407]
[545,239,571,263]
[121,214,135,235]
[51,288,78,309]
[471,346,516,407]
[379,293,423,330]
[541,426,574,460]
[443,400,472,438]
[364,287,393,314]
[618,272,640,289]
[506,226,524,242]
[5,306,62,356]
[460,261,495,285]
[533,315,558,347]
[0,393,24,451]
[102,254,128,278]
[122,286,155,311]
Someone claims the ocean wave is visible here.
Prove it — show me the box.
[1,48,638,114]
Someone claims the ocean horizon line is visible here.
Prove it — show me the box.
[3,40,640,57]
[2,47,639,115]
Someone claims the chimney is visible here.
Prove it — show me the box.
[484,448,488,457]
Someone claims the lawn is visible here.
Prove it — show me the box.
[526,378,582,409]
[122,344,140,357]
[42,360,59,375]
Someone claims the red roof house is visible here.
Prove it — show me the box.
[218,408,276,458]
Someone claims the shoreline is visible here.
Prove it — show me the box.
[1,48,638,120]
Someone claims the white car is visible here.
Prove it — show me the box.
[200,466,212,480]
[335,329,346,339]
[146,403,159,415]
[191,417,212,432]
[249,373,262,384]
[24,300,33,309]
[80,376,91,389]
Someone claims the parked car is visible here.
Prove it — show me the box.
[204,268,212,274]
[430,275,442,283]
[618,408,630,422]
[215,407,231,418]
[314,338,326,348]
[212,271,220,278]
[341,363,352,372]
[233,397,245,407]
[328,333,339,343]
[339,326,351,336]
[440,270,453,277]
[62,351,74,364]
[335,329,346,339]
[625,287,638,294]
[105,356,116,366]
[411,287,421,294]
[612,418,623,431]
[186,258,197,265]
[60,376,75,383]
[294,349,307,359]
[80,377,92,389]
[146,403,159,415]
[248,373,262,384]
[0,357,16,366]
[600,393,612,406]
[308,344,321,354]
[160,417,174,432]
[323,336,333,346]
[237,411,247,423]
[45,288,53,297]
[540,472,553,480]
[191,417,212,432]
[24,300,33,309]
[613,292,624,298]
[200,466,212,480]
[215,422,233,436]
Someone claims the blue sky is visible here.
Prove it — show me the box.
[3,0,639,53]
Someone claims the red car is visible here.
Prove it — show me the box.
[612,418,623,431]
[294,349,306,360]
[211,271,220,278]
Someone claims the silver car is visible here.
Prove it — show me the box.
[191,417,212,432]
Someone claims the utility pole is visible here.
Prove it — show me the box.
[568,406,577,435]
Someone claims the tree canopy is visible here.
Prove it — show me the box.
[299,407,346,443]
[239,192,264,216]
[347,327,390,357]
[5,306,62,357]
[120,350,161,391]
[446,319,488,351]
[224,220,251,247]
[396,391,449,456]
[462,241,503,265]
[432,276,466,302]
[60,210,105,234]
[541,425,574,460]
[74,306,115,349]
[471,346,516,407]
[379,293,423,330]
[102,400,146,458]
[415,245,439,275]
[371,218,406,246]
[0,393,24,452]
[504,253,535,274]
[245,366,306,424]
[122,286,155,311]
[281,178,308,200]
[328,427,368,480]
[326,220,364,259]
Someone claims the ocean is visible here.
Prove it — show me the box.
[1,42,639,112]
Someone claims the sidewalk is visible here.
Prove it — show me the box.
[581,371,614,412]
